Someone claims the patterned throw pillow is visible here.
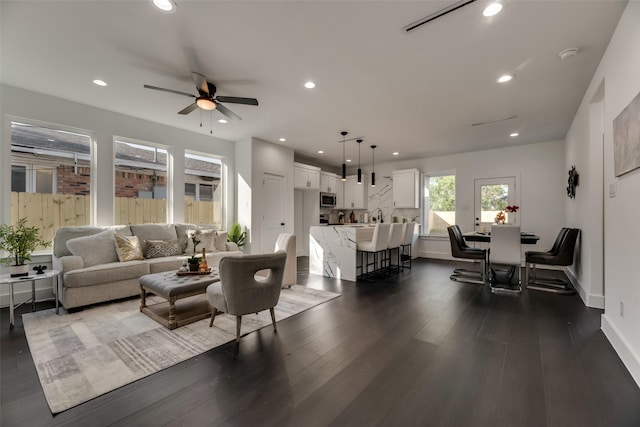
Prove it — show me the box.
[143,239,183,259]
[114,233,144,262]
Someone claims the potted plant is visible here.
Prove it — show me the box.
[188,229,202,271]
[228,223,246,248]
[0,218,51,277]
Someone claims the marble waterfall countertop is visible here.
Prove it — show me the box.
[309,225,375,282]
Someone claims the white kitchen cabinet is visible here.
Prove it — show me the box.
[294,163,320,189]
[320,172,338,193]
[344,175,367,209]
[393,169,420,208]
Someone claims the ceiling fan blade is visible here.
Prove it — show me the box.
[144,84,195,98]
[178,102,199,115]
[191,71,210,96]
[215,102,242,121]
[215,96,259,106]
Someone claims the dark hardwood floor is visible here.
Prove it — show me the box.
[2,258,640,426]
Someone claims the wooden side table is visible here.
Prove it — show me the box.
[0,270,60,328]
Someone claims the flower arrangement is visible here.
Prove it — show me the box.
[189,229,202,266]
[495,205,519,224]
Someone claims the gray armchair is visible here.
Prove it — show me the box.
[207,251,287,342]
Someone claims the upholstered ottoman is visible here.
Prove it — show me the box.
[139,270,220,329]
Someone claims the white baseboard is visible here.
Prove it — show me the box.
[602,314,640,389]
[564,267,604,309]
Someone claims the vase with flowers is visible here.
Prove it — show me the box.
[188,230,202,271]
[495,205,519,224]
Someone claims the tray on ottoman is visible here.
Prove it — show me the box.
[140,269,220,329]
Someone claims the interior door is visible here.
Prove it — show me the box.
[260,173,286,253]
[474,177,517,230]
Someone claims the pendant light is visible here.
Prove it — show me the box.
[357,139,363,184]
[341,131,348,181]
[370,144,377,187]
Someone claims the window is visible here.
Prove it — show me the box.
[424,173,456,234]
[114,137,169,224]
[184,150,223,228]
[9,119,93,248]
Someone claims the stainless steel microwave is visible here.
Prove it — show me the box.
[320,192,337,208]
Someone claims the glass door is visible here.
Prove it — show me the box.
[474,177,517,231]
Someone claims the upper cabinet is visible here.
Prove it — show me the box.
[320,172,338,193]
[294,162,320,190]
[344,175,368,209]
[393,169,420,208]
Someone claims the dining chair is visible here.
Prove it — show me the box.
[357,223,391,277]
[489,224,522,294]
[447,225,487,285]
[400,222,416,270]
[525,228,579,294]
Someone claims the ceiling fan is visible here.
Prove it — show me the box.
[144,71,258,121]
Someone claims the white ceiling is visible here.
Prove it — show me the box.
[0,0,627,168]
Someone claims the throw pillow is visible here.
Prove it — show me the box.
[114,233,144,262]
[185,229,216,254]
[174,224,197,252]
[214,231,228,252]
[143,239,183,259]
[66,229,119,268]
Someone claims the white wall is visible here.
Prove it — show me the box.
[0,84,236,305]
[565,2,640,386]
[242,137,294,254]
[357,140,566,261]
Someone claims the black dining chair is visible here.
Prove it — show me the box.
[447,225,487,285]
[525,228,579,294]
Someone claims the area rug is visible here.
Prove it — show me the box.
[22,285,340,413]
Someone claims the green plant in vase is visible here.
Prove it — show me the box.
[0,218,51,277]
[228,223,246,248]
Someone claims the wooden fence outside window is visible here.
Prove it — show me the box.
[10,192,220,250]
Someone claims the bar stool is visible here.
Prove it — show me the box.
[357,223,390,278]
[400,222,416,270]
[386,223,404,273]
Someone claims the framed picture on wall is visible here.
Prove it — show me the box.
[613,91,640,177]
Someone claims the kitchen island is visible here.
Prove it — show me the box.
[309,225,374,282]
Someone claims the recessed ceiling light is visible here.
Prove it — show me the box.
[92,79,107,86]
[393,152,399,156]
[483,3,502,17]
[317,150,324,154]
[346,159,352,163]
[510,132,519,137]
[497,74,514,83]
[152,0,176,12]
[279,137,286,142]
[218,119,228,124]
[304,81,316,89]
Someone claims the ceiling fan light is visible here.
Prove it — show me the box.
[196,97,216,111]
[152,0,176,12]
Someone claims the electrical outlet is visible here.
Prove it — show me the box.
[620,301,624,318]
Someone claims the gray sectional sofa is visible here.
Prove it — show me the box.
[52,223,243,309]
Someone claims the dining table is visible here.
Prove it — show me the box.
[463,231,540,244]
